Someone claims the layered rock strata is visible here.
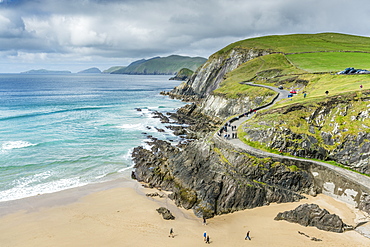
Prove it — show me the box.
[132,103,316,217]
[274,203,353,233]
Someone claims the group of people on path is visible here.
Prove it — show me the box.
[218,123,238,140]
[217,108,258,139]
[169,225,251,243]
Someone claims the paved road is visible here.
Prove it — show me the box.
[217,83,370,190]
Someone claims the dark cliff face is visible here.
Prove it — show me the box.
[132,136,315,218]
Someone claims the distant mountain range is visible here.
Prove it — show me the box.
[106,55,206,75]
[21,69,72,74]
[20,55,206,76]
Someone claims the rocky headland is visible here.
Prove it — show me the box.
[132,33,370,227]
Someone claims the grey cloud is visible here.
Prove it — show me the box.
[0,0,369,73]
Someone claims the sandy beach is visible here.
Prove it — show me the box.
[0,176,369,247]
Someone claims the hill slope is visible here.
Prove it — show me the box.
[111,55,206,75]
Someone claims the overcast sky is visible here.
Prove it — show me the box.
[0,0,369,73]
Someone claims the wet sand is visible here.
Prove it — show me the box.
[0,177,369,247]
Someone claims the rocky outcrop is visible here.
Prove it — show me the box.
[171,48,271,98]
[274,203,353,233]
[132,132,315,218]
[156,207,175,220]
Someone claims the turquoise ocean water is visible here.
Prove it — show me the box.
[0,74,185,202]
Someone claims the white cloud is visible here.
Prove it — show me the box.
[0,0,369,73]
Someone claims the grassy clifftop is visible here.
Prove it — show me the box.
[215,33,370,56]
[215,33,370,99]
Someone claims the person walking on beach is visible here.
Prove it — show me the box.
[169,228,174,238]
[203,216,207,225]
[206,235,210,244]
[203,231,207,241]
[245,230,251,240]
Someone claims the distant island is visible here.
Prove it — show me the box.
[20,69,72,74]
[77,67,102,74]
[106,55,206,75]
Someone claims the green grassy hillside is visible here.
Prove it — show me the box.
[215,33,370,100]
[111,55,206,75]
[286,52,370,72]
[103,66,126,73]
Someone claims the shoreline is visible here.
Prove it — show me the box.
[0,174,370,246]
[0,170,136,217]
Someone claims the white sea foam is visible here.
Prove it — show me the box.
[1,141,37,151]
[0,176,86,202]
[121,148,134,161]
[142,139,154,150]
[118,165,134,173]
[116,123,146,130]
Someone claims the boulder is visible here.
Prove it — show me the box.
[274,203,353,233]
[156,207,175,220]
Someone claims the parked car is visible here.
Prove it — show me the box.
[337,67,370,74]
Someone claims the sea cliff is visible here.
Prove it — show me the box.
[132,34,370,217]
